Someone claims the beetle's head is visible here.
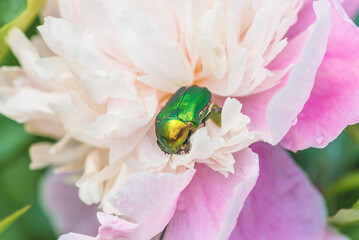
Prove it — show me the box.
[156,118,190,154]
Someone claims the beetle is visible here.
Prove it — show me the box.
[155,85,221,155]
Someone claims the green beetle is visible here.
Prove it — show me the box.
[155,85,221,155]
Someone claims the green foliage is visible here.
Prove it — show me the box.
[0,0,47,62]
[0,205,30,234]
[329,199,359,229]
[355,12,359,26]
[347,125,359,147]
[0,116,56,240]
[0,0,27,28]
[326,172,359,199]
[210,104,222,127]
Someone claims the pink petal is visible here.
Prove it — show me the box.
[229,143,346,240]
[98,169,196,240]
[58,233,95,240]
[41,171,99,236]
[282,1,359,151]
[240,0,331,145]
[341,0,359,18]
[286,0,318,40]
[163,148,259,240]
[286,0,358,40]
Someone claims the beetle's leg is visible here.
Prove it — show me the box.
[203,105,222,127]
[157,140,171,155]
[183,139,191,154]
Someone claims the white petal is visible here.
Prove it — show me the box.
[0,86,70,123]
[25,119,65,139]
[117,9,194,92]
[126,128,170,171]
[30,137,89,169]
[78,149,105,205]
[38,17,118,70]
[77,69,137,104]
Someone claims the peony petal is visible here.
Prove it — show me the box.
[286,0,317,40]
[79,0,130,65]
[77,149,106,205]
[229,143,346,240]
[286,0,358,40]
[125,127,170,171]
[38,17,118,70]
[41,171,99,236]
[282,1,359,151]
[240,0,331,145]
[34,57,77,90]
[6,28,63,90]
[50,94,108,148]
[30,137,89,169]
[117,9,194,93]
[6,28,40,81]
[25,119,65,139]
[80,0,179,66]
[30,35,54,58]
[58,233,96,240]
[76,68,137,105]
[265,0,331,144]
[0,85,70,123]
[93,169,196,240]
[164,148,259,240]
[324,228,349,240]
[56,0,85,23]
[341,0,359,18]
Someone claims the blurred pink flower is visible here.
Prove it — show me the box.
[0,0,358,239]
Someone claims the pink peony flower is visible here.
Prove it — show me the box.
[0,0,358,239]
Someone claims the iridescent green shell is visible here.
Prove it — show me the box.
[156,85,212,128]
[155,85,213,154]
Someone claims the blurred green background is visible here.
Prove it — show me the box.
[0,2,359,240]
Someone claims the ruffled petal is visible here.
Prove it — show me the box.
[41,171,99,236]
[164,148,259,240]
[117,9,194,92]
[30,136,89,169]
[97,169,196,240]
[38,17,119,70]
[229,143,346,240]
[0,67,70,123]
[240,0,331,145]
[282,0,359,151]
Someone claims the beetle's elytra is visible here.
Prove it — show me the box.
[155,85,221,155]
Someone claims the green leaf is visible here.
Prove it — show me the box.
[352,199,359,209]
[326,171,359,199]
[0,205,30,234]
[0,0,27,28]
[330,208,359,227]
[346,125,359,147]
[0,0,47,62]
[329,199,359,228]
[210,104,222,127]
[355,12,359,27]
